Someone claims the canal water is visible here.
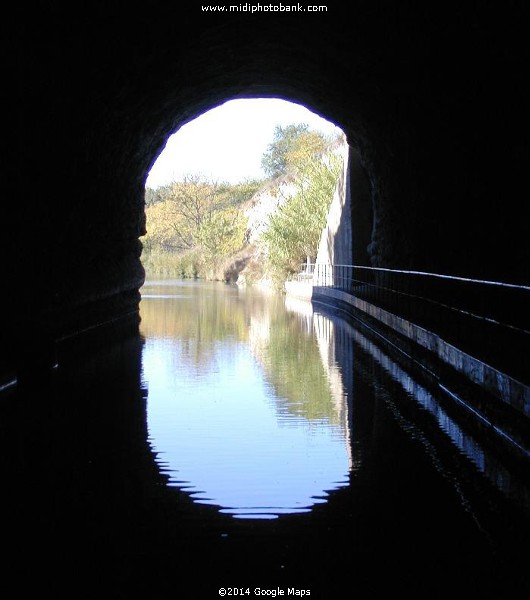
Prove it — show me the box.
[1,277,529,598]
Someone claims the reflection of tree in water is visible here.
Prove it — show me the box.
[251,305,347,429]
[139,280,277,371]
[140,280,346,430]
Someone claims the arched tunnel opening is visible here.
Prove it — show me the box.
[2,4,530,597]
[140,96,371,281]
[3,5,530,387]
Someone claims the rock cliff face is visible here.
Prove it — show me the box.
[315,142,352,267]
[244,175,298,245]
[236,137,350,287]
[231,175,298,287]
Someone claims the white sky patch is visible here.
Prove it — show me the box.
[145,98,343,189]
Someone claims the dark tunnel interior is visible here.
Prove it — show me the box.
[4,4,529,384]
[2,4,530,597]
[4,6,530,368]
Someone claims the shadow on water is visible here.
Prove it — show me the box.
[0,278,528,598]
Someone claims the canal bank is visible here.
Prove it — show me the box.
[284,277,530,462]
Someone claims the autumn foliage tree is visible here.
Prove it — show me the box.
[143,175,255,278]
[143,123,343,283]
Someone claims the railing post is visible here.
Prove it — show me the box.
[307,263,529,386]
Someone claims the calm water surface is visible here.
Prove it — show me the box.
[136,279,530,591]
[1,277,529,598]
[140,279,353,519]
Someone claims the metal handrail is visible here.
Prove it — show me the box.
[298,262,530,291]
[292,262,530,384]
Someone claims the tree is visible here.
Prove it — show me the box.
[142,174,251,279]
[162,174,219,250]
[196,207,248,265]
[262,146,343,280]
[144,186,165,207]
[142,200,182,251]
[261,123,330,179]
[226,178,263,205]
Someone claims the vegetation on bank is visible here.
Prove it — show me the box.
[142,176,258,279]
[142,123,344,286]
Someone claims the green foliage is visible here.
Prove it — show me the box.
[263,312,345,424]
[196,207,248,260]
[261,123,332,179]
[214,178,263,206]
[261,148,342,281]
[141,246,200,278]
[143,124,344,285]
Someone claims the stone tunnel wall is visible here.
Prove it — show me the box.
[315,143,373,269]
[315,141,352,267]
[2,4,530,384]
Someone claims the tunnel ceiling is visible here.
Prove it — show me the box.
[3,3,530,374]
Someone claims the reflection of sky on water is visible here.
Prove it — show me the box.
[141,294,351,520]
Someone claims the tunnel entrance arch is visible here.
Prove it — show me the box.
[3,5,530,388]
[141,97,373,282]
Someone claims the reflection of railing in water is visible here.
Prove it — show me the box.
[291,263,530,387]
[328,308,530,514]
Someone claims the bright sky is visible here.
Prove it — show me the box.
[145,98,343,189]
